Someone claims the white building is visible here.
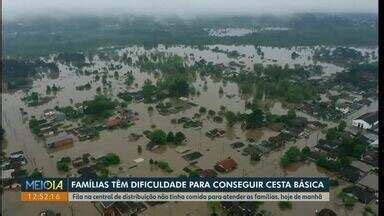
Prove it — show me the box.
[352,111,378,130]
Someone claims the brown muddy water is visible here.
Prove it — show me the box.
[2,45,378,215]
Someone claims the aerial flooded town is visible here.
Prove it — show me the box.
[1,1,379,216]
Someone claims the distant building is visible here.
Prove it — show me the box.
[72,157,86,168]
[9,151,24,159]
[2,169,15,181]
[352,111,378,130]
[45,132,74,148]
[215,158,238,173]
[43,109,56,118]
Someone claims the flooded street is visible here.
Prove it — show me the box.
[2,45,378,215]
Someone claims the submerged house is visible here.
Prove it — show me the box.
[352,111,378,130]
[43,109,56,118]
[105,116,121,128]
[342,185,376,204]
[215,158,238,173]
[220,202,259,215]
[335,102,351,114]
[316,208,337,216]
[45,132,74,149]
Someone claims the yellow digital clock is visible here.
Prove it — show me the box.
[21,192,68,202]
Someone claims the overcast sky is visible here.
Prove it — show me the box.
[4,0,378,20]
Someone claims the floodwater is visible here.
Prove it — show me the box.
[1,45,378,215]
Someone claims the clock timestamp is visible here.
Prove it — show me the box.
[21,192,68,202]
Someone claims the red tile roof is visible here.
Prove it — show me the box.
[106,116,121,127]
[215,158,237,172]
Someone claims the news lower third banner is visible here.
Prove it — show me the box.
[21,177,329,202]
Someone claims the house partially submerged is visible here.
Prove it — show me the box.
[316,208,337,216]
[339,166,363,183]
[215,158,237,173]
[45,132,74,149]
[335,102,351,114]
[230,141,245,149]
[206,129,226,138]
[182,152,203,161]
[2,169,15,181]
[350,160,373,173]
[361,150,379,167]
[352,111,378,130]
[105,116,121,128]
[342,185,376,204]
[221,202,259,215]
[358,173,378,192]
[72,156,90,168]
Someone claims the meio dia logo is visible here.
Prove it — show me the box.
[25,179,64,191]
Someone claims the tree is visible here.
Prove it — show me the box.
[278,201,292,210]
[60,157,71,163]
[142,79,157,102]
[219,86,224,95]
[30,169,43,178]
[301,146,310,158]
[245,107,264,129]
[99,169,109,177]
[174,132,186,145]
[30,92,39,102]
[137,145,142,154]
[189,170,200,177]
[150,129,167,145]
[208,202,220,216]
[338,135,365,158]
[287,109,297,119]
[166,132,175,143]
[52,84,59,92]
[315,156,341,172]
[325,127,338,141]
[338,120,347,132]
[101,153,121,166]
[251,152,261,161]
[57,162,69,172]
[337,156,351,167]
[338,191,357,208]
[208,110,216,116]
[199,107,207,114]
[84,95,117,117]
[224,111,238,127]
[157,161,173,173]
[1,127,5,141]
[280,146,302,167]
[166,77,190,97]
[46,85,52,94]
